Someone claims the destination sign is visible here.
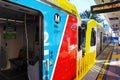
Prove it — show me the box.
[91,1,120,13]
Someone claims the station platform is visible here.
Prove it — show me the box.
[83,45,120,80]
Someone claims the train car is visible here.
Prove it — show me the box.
[0,0,81,80]
[77,19,112,79]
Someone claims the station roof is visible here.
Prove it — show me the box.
[94,0,120,33]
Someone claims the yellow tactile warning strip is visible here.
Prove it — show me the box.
[112,46,120,58]
[112,54,120,58]
[114,46,120,48]
[97,47,113,80]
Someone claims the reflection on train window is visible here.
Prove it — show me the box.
[91,29,96,46]
[81,27,86,53]
[78,26,82,50]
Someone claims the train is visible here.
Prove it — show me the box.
[0,0,111,80]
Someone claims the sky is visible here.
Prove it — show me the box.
[69,0,96,13]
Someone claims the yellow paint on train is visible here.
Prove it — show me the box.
[77,51,96,80]
[51,0,77,15]
[50,0,81,20]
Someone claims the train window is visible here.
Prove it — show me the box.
[81,22,87,53]
[78,26,82,50]
[91,29,96,46]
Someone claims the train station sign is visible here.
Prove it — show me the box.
[91,1,120,13]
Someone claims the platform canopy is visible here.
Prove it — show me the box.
[93,0,120,36]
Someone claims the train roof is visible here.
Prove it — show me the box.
[40,0,80,17]
[81,19,101,29]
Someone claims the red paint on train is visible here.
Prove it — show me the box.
[53,15,78,80]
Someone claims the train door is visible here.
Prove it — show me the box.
[0,1,43,80]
